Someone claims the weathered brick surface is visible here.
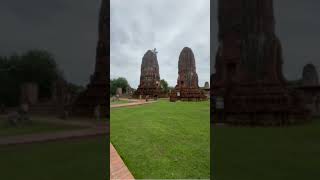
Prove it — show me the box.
[110,143,134,180]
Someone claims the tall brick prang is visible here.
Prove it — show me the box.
[170,47,207,101]
[72,0,109,117]
[212,0,310,125]
[133,49,165,98]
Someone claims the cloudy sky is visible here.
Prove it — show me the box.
[274,1,320,80]
[111,0,210,88]
[1,0,320,87]
[0,0,101,86]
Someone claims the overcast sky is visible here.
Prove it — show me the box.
[0,0,319,87]
[110,0,210,88]
[0,0,101,86]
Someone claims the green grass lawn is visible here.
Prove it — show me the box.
[212,120,320,180]
[0,136,108,180]
[111,100,210,179]
[0,119,85,137]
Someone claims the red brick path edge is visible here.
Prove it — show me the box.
[110,143,135,180]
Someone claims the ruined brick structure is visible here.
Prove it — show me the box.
[72,0,109,117]
[296,64,320,117]
[204,82,210,89]
[133,50,164,98]
[302,64,319,86]
[170,47,207,101]
[212,0,310,125]
[20,82,38,105]
[202,81,210,99]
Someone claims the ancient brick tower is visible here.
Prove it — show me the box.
[133,49,164,98]
[214,0,285,85]
[212,0,309,125]
[72,0,109,117]
[302,64,319,86]
[296,63,320,117]
[170,47,207,101]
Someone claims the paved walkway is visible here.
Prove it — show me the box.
[0,119,108,146]
[111,99,157,108]
[33,117,106,128]
[0,128,107,146]
[110,143,135,180]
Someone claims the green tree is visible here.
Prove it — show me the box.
[68,82,85,94]
[110,77,130,95]
[160,79,169,93]
[18,50,59,98]
[0,50,60,106]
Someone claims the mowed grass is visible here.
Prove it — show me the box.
[111,100,210,179]
[0,136,108,180]
[212,120,320,180]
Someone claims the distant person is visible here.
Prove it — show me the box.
[21,103,29,113]
[7,110,19,126]
[154,95,158,101]
[94,104,101,121]
[19,103,31,124]
[61,106,69,120]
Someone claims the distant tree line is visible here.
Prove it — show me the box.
[160,79,170,93]
[0,49,82,107]
[110,77,171,96]
[110,77,130,95]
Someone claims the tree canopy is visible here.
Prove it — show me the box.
[110,77,130,95]
[0,50,60,106]
[160,79,169,93]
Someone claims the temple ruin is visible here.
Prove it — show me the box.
[302,64,319,86]
[133,49,164,99]
[72,0,109,117]
[296,63,320,117]
[170,47,207,101]
[212,0,310,125]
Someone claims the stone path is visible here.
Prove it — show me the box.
[0,128,107,146]
[110,143,135,180]
[111,99,157,108]
[0,119,108,146]
[33,117,106,128]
